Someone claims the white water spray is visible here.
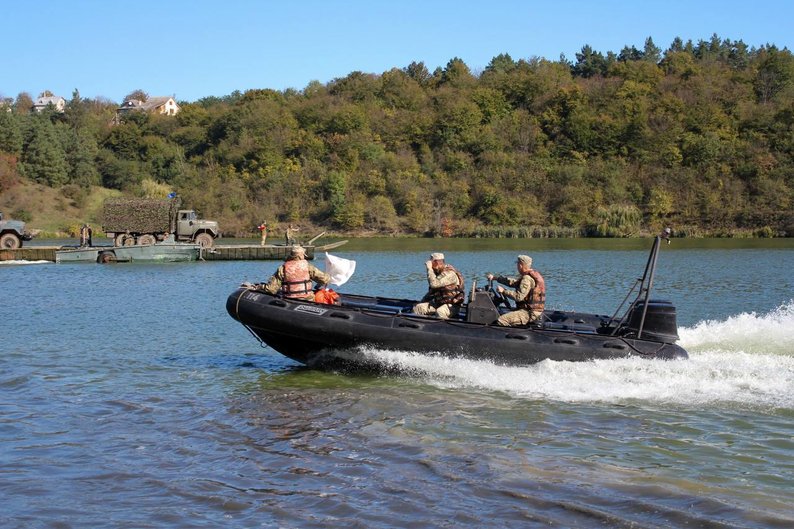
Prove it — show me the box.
[0,260,51,265]
[359,301,794,408]
[678,300,794,355]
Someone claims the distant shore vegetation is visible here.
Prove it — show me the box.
[1,35,792,238]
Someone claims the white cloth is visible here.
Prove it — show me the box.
[324,253,356,287]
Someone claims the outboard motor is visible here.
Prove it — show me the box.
[622,300,679,343]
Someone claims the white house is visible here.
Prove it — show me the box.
[32,95,66,113]
[117,96,180,117]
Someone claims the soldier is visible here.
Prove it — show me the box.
[285,224,300,246]
[413,252,465,319]
[262,246,330,301]
[486,254,546,327]
[257,221,268,246]
[79,224,93,247]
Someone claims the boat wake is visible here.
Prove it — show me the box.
[678,300,794,356]
[0,260,50,265]
[356,301,794,408]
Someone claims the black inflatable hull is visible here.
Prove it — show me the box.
[226,288,688,368]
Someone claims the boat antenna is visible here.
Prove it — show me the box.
[609,228,672,336]
[635,227,672,338]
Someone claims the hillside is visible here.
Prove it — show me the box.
[0,177,120,236]
[2,35,793,238]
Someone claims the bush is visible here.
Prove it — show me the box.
[10,208,32,222]
[584,204,642,237]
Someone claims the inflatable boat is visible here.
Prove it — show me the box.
[227,231,688,368]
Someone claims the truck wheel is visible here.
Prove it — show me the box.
[0,233,22,249]
[119,235,135,246]
[194,233,214,248]
[137,234,156,246]
[114,234,130,247]
[97,251,116,264]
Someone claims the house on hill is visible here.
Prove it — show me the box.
[116,96,180,118]
[32,95,66,113]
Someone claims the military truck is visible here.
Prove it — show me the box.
[0,212,34,249]
[102,197,220,247]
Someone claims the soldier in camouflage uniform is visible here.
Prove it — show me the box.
[262,246,330,301]
[285,224,299,246]
[413,252,465,320]
[79,224,93,247]
[486,255,546,327]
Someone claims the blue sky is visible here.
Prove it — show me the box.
[2,0,792,103]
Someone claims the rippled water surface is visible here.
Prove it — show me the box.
[1,239,793,527]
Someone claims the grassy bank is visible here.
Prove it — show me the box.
[0,180,785,240]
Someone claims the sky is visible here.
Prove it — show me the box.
[2,0,792,103]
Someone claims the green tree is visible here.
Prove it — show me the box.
[64,89,88,130]
[573,45,608,77]
[104,123,144,160]
[471,87,510,124]
[403,61,431,86]
[432,91,482,151]
[379,68,427,110]
[66,130,100,187]
[643,37,662,63]
[20,117,69,186]
[329,71,381,103]
[440,57,476,88]
[366,195,399,232]
[325,170,348,226]
[754,47,794,103]
[484,53,516,75]
[96,148,144,190]
[0,111,23,154]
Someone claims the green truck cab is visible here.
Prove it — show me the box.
[0,212,35,249]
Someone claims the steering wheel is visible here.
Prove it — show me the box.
[488,279,512,309]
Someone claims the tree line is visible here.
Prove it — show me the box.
[1,34,792,237]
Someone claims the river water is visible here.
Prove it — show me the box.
[1,238,793,528]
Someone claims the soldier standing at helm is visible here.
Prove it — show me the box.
[486,254,546,326]
[261,246,330,301]
[257,221,268,246]
[413,252,465,320]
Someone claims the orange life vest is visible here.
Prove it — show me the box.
[314,288,340,305]
[282,259,312,299]
[429,265,465,306]
[517,269,546,312]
